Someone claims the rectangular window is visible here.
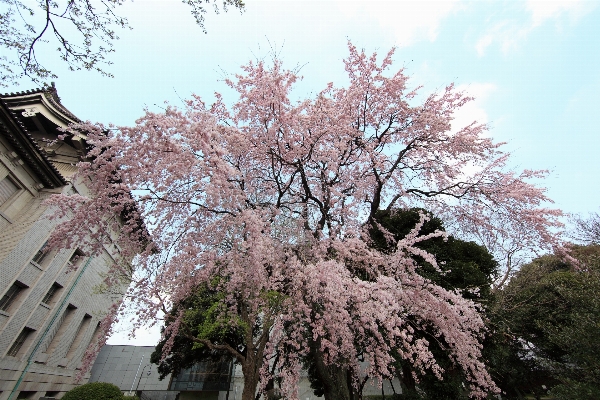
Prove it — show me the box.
[67,249,85,269]
[0,281,26,312]
[0,176,18,206]
[16,391,36,399]
[66,314,92,359]
[32,242,48,265]
[87,321,102,348]
[41,283,62,305]
[7,327,34,357]
[45,304,76,355]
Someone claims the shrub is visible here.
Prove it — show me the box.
[62,382,123,400]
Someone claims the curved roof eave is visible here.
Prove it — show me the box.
[1,85,81,127]
[0,98,67,188]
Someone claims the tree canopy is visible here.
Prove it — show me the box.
[299,208,499,399]
[150,279,242,381]
[371,209,497,399]
[47,42,564,400]
[62,382,123,400]
[154,208,499,399]
[571,211,600,245]
[494,245,600,399]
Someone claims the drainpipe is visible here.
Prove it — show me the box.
[129,355,145,396]
[7,256,93,400]
[225,359,234,400]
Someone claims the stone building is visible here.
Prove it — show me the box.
[0,86,127,400]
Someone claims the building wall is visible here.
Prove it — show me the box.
[0,166,115,400]
[89,345,170,394]
[0,90,128,400]
[90,345,234,400]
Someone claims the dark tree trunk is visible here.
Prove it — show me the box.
[400,364,416,392]
[241,352,261,400]
[308,340,360,400]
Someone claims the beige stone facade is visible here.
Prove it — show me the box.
[0,87,125,400]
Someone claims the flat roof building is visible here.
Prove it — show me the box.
[89,345,232,400]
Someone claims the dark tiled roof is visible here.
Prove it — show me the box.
[1,84,81,123]
[0,97,67,188]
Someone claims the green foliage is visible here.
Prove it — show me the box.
[151,278,243,379]
[495,245,600,398]
[480,315,553,400]
[123,396,140,400]
[261,289,287,312]
[191,288,234,345]
[61,382,123,400]
[371,208,496,298]
[549,380,600,400]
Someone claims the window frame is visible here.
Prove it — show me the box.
[0,175,23,222]
[7,327,35,357]
[0,281,27,312]
[41,282,62,306]
[0,175,20,209]
[67,248,85,270]
[31,241,49,265]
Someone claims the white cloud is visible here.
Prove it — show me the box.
[107,306,164,346]
[527,0,594,27]
[475,20,530,56]
[475,34,494,56]
[337,0,463,47]
[448,83,497,178]
[476,0,596,56]
[452,82,497,133]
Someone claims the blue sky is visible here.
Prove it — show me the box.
[8,0,599,216]
[6,0,600,344]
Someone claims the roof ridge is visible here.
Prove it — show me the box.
[1,87,45,97]
[0,84,81,123]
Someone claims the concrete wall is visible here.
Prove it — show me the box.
[89,345,170,394]
[0,180,118,399]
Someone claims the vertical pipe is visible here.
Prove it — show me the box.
[130,354,144,395]
[225,359,234,400]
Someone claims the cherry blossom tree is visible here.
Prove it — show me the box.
[45,42,564,399]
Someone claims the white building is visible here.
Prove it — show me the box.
[0,86,127,400]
